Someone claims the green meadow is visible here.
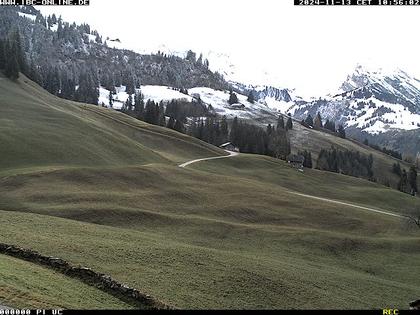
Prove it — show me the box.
[0,75,419,309]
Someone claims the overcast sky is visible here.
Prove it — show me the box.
[40,1,420,97]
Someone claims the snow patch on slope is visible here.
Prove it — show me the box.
[141,86,193,103]
[18,12,36,21]
[345,97,420,134]
[188,87,278,120]
[99,85,194,110]
[264,97,294,113]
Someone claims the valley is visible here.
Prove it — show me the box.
[0,4,419,311]
[0,75,419,309]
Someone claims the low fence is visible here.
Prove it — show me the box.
[0,243,172,309]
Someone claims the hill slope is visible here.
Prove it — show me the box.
[0,254,133,309]
[0,76,419,309]
[0,73,225,174]
[287,121,418,189]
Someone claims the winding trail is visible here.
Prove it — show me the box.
[289,192,404,218]
[178,150,239,168]
[178,151,405,219]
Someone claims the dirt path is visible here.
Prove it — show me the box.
[179,151,405,219]
[178,150,239,168]
[289,191,404,218]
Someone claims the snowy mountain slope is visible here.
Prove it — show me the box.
[142,86,193,103]
[290,65,420,135]
[123,46,298,111]
[99,85,194,110]
[188,87,278,121]
[13,6,420,143]
[98,83,279,123]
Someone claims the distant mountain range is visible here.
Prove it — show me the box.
[5,5,420,156]
[200,52,420,155]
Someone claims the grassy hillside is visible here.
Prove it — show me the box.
[0,73,225,174]
[0,76,419,309]
[0,254,133,309]
[288,121,418,188]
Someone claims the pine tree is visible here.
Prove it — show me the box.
[186,50,196,63]
[125,76,135,95]
[398,169,409,193]
[204,59,209,68]
[144,100,158,125]
[286,117,293,130]
[167,116,175,129]
[109,91,113,107]
[299,150,313,168]
[268,129,290,160]
[230,116,239,145]
[228,91,239,105]
[247,91,255,104]
[196,53,203,66]
[324,119,336,132]
[60,73,75,100]
[307,152,313,168]
[45,67,60,95]
[338,124,346,139]
[314,112,323,129]
[305,114,314,127]
[277,115,285,130]
[12,30,26,75]
[174,119,185,133]
[75,71,99,105]
[0,39,5,69]
[392,163,402,176]
[408,165,418,195]
[125,95,133,112]
[4,39,19,80]
[220,116,229,143]
[133,91,144,118]
[158,102,166,126]
[27,60,42,85]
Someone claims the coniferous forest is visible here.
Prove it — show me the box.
[2,5,418,196]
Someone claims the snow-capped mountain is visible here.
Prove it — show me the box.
[11,6,420,144]
[290,64,420,135]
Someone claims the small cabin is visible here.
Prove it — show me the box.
[230,103,245,110]
[220,142,239,152]
[410,299,420,310]
[287,154,305,169]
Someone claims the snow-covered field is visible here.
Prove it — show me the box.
[84,33,96,43]
[189,87,278,120]
[264,97,295,114]
[49,23,58,32]
[142,86,193,103]
[18,12,36,21]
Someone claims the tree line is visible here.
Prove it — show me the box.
[0,29,26,80]
[316,147,374,181]
[363,139,402,160]
[392,163,417,195]
[301,112,346,139]
[188,114,293,159]
[1,7,229,109]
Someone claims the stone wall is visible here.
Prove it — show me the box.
[0,243,172,310]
